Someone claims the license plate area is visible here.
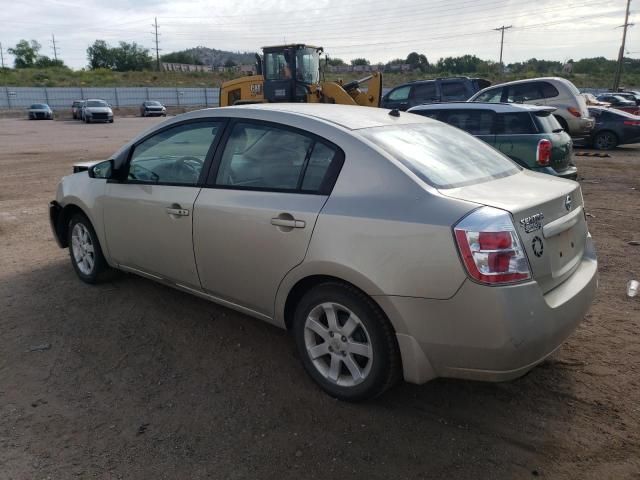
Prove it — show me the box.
[549,226,584,278]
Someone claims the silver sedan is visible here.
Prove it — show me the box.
[49,104,598,401]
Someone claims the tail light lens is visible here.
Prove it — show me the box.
[567,107,582,118]
[623,120,640,126]
[536,139,552,166]
[454,207,531,285]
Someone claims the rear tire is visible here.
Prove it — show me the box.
[293,282,401,402]
[67,213,114,284]
[593,130,618,150]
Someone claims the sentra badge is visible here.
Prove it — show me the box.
[520,213,544,234]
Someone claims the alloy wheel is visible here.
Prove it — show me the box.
[71,223,95,275]
[303,302,373,387]
[595,132,616,150]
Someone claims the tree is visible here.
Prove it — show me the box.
[161,50,203,65]
[34,56,66,68]
[86,40,152,71]
[326,57,346,66]
[224,58,237,68]
[406,52,429,72]
[8,40,40,68]
[350,58,370,66]
[87,40,114,70]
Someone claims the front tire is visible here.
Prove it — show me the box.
[593,130,618,150]
[68,213,113,284]
[293,282,401,402]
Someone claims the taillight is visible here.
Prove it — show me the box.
[454,207,531,285]
[567,107,582,118]
[536,139,552,166]
[623,120,640,126]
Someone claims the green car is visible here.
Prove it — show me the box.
[408,102,578,179]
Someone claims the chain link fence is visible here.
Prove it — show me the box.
[0,87,221,110]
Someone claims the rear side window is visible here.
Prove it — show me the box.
[439,109,495,135]
[361,123,519,189]
[533,113,562,133]
[496,112,537,134]
[411,82,437,103]
[540,82,560,98]
[441,82,469,101]
[473,87,503,103]
[506,83,543,102]
[215,122,339,193]
[388,86,411,101]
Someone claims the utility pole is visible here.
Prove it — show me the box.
[494,25,512,75]
[0,42,5,69]
[50,33,59,61]
[612,0,633,91]
[152,17,161,71]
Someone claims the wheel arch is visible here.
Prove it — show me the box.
[55,203,90,248]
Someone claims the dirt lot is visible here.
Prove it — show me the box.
[0,117,639,480]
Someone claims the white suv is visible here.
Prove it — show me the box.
[469,77,594,138]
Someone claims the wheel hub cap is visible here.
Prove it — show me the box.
[71,223,95,275]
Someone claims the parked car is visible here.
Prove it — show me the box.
[469,77,594,138]
[619,90,640,105]
[596,94,640,115]
[28,103,53,120]
[588,106,640,150]
[72,100,84,120]
[49,104,597,401]
[140,100,167,117]
[608,91,640,106]
[408,102,577,179]
[582,93,609,107]
[381,77,491,111]
[82,99,114,123]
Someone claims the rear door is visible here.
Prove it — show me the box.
[382,85,411,110]
[505,82,546,106]
[193,120,343,318]
[408,82,438,108]
[440,80,474,101]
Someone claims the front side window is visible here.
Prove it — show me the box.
[439,109,495,135]
[128,121,220,185]
[473,88,503,103]
[265,52,291,80]
[215,122,337,192]
[360,123,519,189]
[441,82,469,101]
[388,86,411,102]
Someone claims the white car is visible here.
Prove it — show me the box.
[470,77,594,138]
[82,99,114,123]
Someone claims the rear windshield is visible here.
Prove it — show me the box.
[533,112,562,133]
[360,123,519,189]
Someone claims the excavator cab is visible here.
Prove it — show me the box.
[260,44,322,103]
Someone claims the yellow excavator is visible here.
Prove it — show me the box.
[219,44,382,108]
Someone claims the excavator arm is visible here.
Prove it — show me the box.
[317,72,383,107]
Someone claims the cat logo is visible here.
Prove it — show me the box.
[250,83,263,96]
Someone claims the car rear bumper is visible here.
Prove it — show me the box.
[570,117,595,137]
[377,234,598,384]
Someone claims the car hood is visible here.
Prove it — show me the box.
[85,107,112,113]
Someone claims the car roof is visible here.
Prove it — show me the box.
[181,103,432,130]
[479,76,570,89]
[408,102,555,114]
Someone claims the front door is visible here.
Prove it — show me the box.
[103,120,224,288]
[193,120,343,317]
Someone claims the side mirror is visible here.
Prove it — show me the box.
[89,159,114,179]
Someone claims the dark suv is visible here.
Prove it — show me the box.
[381,77,490,111]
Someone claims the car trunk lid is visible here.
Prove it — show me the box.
[441,171,587,293]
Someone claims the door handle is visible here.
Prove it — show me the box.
[166,207,189,216]
[271,218,305,228]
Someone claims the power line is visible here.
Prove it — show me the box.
[494,25,512,75]
[50,33,60,61]
[613,0,633,90]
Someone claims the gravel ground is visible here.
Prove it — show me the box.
[0,117,639,480]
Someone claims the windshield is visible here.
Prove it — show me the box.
[86,100,108,107]
[360,123,519,189]
[295,47,320,84]
[30,104,48,109]
[265,51,291,81]
[145,101,161,106]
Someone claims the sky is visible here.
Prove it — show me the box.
[0,0,636,69]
